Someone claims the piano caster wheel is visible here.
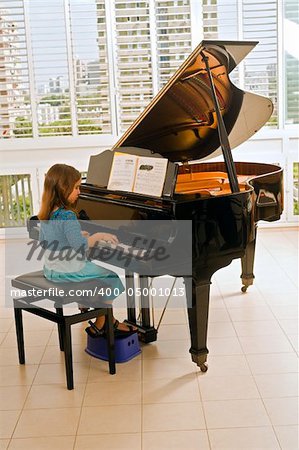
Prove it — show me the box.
[241,285,248,293]
[199,363,208,373]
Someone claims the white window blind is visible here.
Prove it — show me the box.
[69,0,111,134]
[0,1,32,138]
[155,0,192,88]
[202,0,278,127]
[242,0,278,127]
[284,0,299,125]
[28,0,72,136]
[0,0,293,139]
[114,0,153,133]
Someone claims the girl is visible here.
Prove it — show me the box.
[38,163,136,337]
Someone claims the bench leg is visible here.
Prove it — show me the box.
[63,322,74,390]
[14,306,25,364]
[106,308,116,375]
[55,307,64,351]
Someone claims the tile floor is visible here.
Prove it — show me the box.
[0,227,298,449]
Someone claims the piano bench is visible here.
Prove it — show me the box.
[11,270,116,390]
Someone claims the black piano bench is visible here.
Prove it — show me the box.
[11,270,116,390]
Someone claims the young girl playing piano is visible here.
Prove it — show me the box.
[38,163,136,337]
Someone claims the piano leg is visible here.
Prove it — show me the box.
[185,277,210,372]
[240,232,256,292]
[125,270,136,323]
[124,274,158,343]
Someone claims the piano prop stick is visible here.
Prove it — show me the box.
[78,40,283,372]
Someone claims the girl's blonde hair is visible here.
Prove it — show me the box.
[38,164,81,220]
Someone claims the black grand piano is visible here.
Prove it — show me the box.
[77,40,283,372]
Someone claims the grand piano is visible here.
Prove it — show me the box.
[77,40,283,372]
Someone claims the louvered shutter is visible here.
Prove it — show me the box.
[114,0,153,133]
[284,0,299,125]
[155,0,192,89]
[202,0,278,128]
[242,0,278,127]
[27,0,73,136]
[69,0,112,134]
[0,1,32,138]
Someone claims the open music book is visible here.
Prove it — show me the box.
[107,152,168,197]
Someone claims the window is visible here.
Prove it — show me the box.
[284,0,299,125]
[202,0,278,127]
[0,174,33,227]
[293,162,299,215]
[0,0,297,137]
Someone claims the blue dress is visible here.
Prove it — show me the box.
[39,207,124,300]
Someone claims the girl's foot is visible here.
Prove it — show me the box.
[85,317,137,338]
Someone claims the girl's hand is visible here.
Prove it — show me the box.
[96,232,119,245]
[81,231,90,238]
[88,232,119,247]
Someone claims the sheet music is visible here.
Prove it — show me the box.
[107,152,168,197]
[107,152,137,192]
[133,157,168,197]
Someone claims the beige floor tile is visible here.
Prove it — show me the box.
[239,334,294,354]
[155,309,187,325]
[143,402,205,432]
[0,440,9,450]
[83,380,141,406]
[142,339,190,359]
[205,355,251,376]
[228,306,275,322]
[22,316,55,331]
[203,398,271,428]
[233,320,286,337]
[23,383,85,409]
[207,337,243,356]
[254,373,298,398]
[0,347,45,366]
[270,305,298,320]
[0,385,30,410]
[208,426,280,449]
[209,297,226,310]
[13,408,81,438]
[246,353,299,374]
[0,365,38,386]
[74,433,141,449]
[88,358,141,383]
[208,309,231,323]
[41,344,91,364]
[33,362,90,385]
[0,307,14,319]
[0,410,21,439]
[1,331,51,348]
[279,319,299,335]
[199,374,260,401]
[207,321,236,338]
[0,333,7,346]
[143,375,200,404]
[48,327,86,347]
[0,318,13,333]
[157,324,190,341]
[288,334,299,352]
[143,430,210,450]
[263,397,299,426]
[77,405,141,435]
[142,357,196,380]
[274,425,299,450]
[8,436,76,450]
[224,295,267,310]
[263,291,299,306]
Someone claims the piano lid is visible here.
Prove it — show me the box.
[113,40,273,163]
